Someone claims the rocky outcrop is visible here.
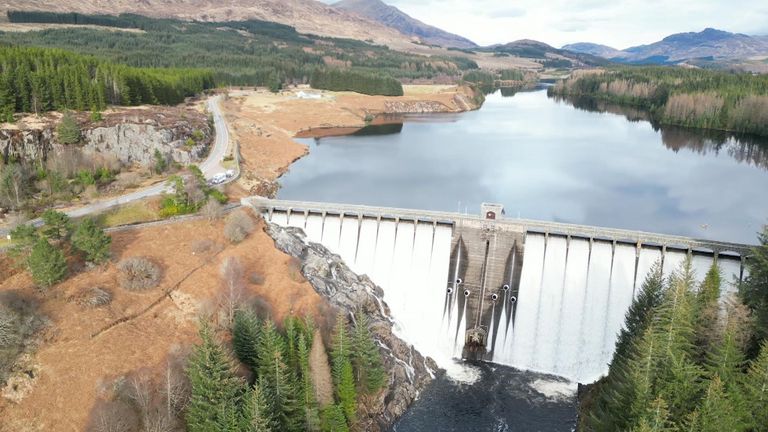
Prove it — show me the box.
[384,100,451,114]
[1,107,212,167]
[266,223,437,431]
[82,121,209,166]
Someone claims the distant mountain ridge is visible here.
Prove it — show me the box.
[332,0,476,48]
[563,28,768,64]
[0,0,422,50]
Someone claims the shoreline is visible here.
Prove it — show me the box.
[219,84,483,197]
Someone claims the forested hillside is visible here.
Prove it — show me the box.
[550,67,768,136]
[0,12,476,95]
[310,69,403,96]
[581,232,768,431]
[0,46,214,118]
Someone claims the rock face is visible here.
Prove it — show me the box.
[266,223,438,431]
[82,122,209,166]
[1,108,211,167]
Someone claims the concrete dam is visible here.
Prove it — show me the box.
[243,197,752,383]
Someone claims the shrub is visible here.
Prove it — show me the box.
[201,199,223,222]
[249,272,265,285]
[72,218,112,263]
[79,287,112,308]
[117,257,162,291]
[223,210,255,243]
[41,209,73,240]
[0,305,18,347]
[27,238,68,288]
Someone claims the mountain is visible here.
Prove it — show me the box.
[332,0,476,49]
[487,39,610,67]
[560,42,625,59]
[563,28,768,64]
[0,0,419,49]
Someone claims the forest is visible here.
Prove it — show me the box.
[581,229,768,431]
[0,46,215,118]
[549,67,768,136]
[309,69,403,96]
[183,309,385,432]
[0,12,477,93]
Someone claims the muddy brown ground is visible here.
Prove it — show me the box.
[0,216,328,431]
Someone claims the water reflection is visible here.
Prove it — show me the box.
[280,89,768,244]
[552,94,768,170]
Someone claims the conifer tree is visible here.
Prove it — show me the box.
[257,320,302,431]
[71,218,111,263]
[686,376,749,432]
[630,397,675,432]
[694,262,723,360]
[320,404,349,432]
[298,333,321,431]
[242,381,275,432]
[57,111,81,144]
[40,209,73,240]
[330,313,357,424]
[27,238,67,287]
[351,309,386,393]
[741,227,768,358]
[185,322,245,432]
[233,309,261,371]
[744,341,768,430]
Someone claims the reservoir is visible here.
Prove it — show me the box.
[279,87,768,244]
[277,87,768,431]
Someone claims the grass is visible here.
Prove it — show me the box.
[0,238,14,249]
[403,84,455,95]
[99,200,162,227]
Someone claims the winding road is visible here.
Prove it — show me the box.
[2,96,231,235]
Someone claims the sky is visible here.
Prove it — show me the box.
[324,0,768,48]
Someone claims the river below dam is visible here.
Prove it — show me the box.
[277,87,768,431]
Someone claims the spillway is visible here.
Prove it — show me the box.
[256,200,751,383]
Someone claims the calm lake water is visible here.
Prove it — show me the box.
[279,87,768,244]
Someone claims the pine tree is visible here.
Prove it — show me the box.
[741,227,768,358]
[330,313,357,425]
[27,238,67,287]
[694,262,722,360]
[233,309,261,372]
[257,320,302,432]
[630,397,675,432]
[71,218,111,263]
[351,309,386,393]
[686,376,749,432]
[298,333,321,431]
[57,111,81,144]
[320,404,349,432]
[40,209,73,240]
[242,381,275,432]
[185,322,245,432]
[744,341,768,430]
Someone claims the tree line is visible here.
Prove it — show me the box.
[310,69,403,96]
[582,228,768,431]
[0,46,215,119]
[549,67,768,136]
[185,308,386,432]
[0,12,476,90]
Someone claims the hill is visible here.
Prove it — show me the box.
[0,0,418,49]
[332,0,476,49]
[560,42,625,59]
[564,28,768,64]
[486,39,611,68]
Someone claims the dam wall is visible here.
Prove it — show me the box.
[245,197,751,383]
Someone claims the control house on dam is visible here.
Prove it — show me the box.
[244,197,752,383]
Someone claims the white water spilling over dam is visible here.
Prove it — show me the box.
[247,197,751,383]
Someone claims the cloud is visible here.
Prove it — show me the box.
[486,7,526,18]
[322,0,768,48]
